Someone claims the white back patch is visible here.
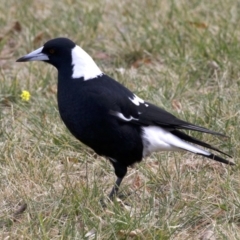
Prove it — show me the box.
[129,94,144,106]
[71,45,103,80]
[141,126,210,157]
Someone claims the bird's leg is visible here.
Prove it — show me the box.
[108,177,123,200]
[106,160,127,200]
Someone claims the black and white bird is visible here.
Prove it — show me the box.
[17,38,234,199]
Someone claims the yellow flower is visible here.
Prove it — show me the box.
[20,90,31,101]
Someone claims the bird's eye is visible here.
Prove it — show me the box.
[49,48,55,54]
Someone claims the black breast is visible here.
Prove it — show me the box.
[57,75,143,167]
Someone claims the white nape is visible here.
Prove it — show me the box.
[129,94,144,106]
[71,45,103,80]
[141,126,211,157]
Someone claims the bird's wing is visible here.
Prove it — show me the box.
[109,94,226,137]
[84,76,226,137]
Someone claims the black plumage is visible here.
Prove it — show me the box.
[16,38,234,199]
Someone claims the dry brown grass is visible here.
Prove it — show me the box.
[0,0,240,239]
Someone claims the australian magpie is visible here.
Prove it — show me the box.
[16,37,234,199]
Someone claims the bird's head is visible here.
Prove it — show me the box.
[16,37,102,80]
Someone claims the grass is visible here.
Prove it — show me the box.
[0,0,240,239]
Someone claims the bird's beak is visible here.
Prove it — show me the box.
[16,47,49,62]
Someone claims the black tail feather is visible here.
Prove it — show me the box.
[178,123,227,137]
[172,130,234,165]
[172,130,231,157]
[198,153,235,165]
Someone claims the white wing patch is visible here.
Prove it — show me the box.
[129,94,144,106]
[110,111,138,122]
[142,126,211,157]
[71,45,103,80]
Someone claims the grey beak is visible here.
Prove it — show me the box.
[16,46,49,62]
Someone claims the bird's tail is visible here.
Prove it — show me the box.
[172,130,234,165]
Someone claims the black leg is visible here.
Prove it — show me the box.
[106,159,127,201]
[108,177,123,200]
